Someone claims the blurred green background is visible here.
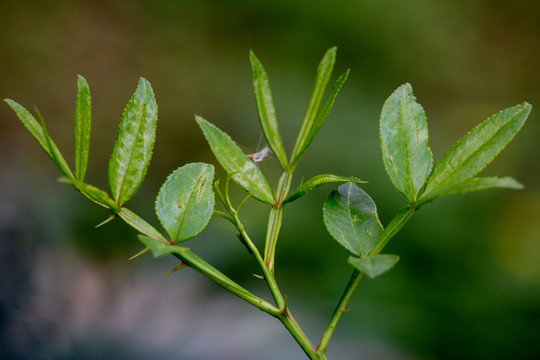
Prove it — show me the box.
[1,1,539,359]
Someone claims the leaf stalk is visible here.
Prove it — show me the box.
[264,171,293,273]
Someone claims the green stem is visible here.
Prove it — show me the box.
[225,182,326,359]
[264,171,293,273]
[230,200,325,360]
[370,205,416,255]
[213,210,235,224]
[118,207,280,316]
[317,205,416,353]
[172,249,281,317]
[317,269,363,353]
[203,172,328,358]
[232,212,285,309]
[215,178,286,309]
[65,169,322,358]
[279,310,327,360]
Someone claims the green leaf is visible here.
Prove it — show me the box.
[155,163,215,243]
[380,83,433,202]
[74,75,92,181]
[108,77,158,207]
[421,103,531,201]
[283,174,365,204]
[291,47,337,166]
[5,99,54,159]
[419,176,523,204]
[250,51,288,170]
[34,108,75,180]
[138,235,183,258]
[118,208,168,243]
[348,254,400,279]
[291,70,349,166]
[196,116,275,204]
[76,182,117,210]
[57,175,116,210]
[323,182,383,256]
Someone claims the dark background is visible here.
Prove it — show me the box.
[1,1,539,359]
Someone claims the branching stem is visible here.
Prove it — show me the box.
[231,211,285,309]
[317,205,416,353]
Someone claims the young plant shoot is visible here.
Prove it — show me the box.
[5,48,530,359]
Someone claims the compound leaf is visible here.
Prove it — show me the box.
[155,163,215,243]
[348,254,400,279]
[380,83,433,202]
[196,116,275,204]
[422,103,531,201]
[108,77,158,207]
[323,182,382,256]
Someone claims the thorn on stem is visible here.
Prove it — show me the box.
[128,247,150,261]
[95,214,116,228]
[165,262,188,275]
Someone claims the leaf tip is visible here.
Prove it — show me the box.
[77,74,88,85]
[320,47,337,66]
[521,102,532,115]
[194,114,207,126]
[508,178,525,190]
[4,98,18,109]
[326,46,338,55]
[137,77,154,94]
[249,51,264,75]
[401,82,413,92]
[249,50,260,63]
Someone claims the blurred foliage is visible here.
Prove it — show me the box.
[1,1,539,359]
